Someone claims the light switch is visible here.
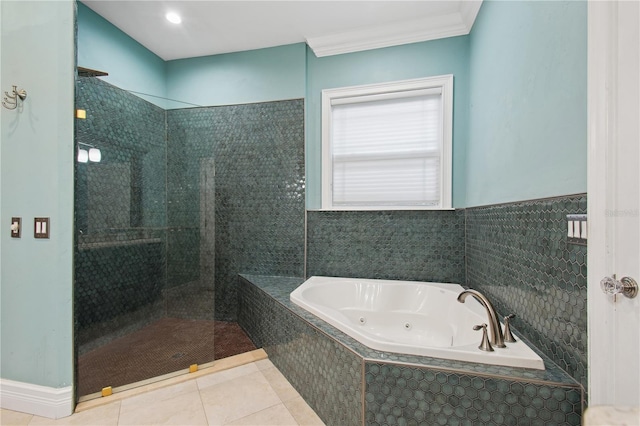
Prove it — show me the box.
[10,217,21,238]
[34,217,50,239]
[567,214,587,245]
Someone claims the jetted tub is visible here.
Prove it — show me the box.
[290,276,545,370]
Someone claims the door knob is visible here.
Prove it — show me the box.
[600,275,638,299]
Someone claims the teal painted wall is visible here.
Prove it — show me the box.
[0,0,588,398]
[466,0,587,207]
[0,0,75,389]
[77,3,306,109]
[76,2,167,108]
[165,43,306,108]
[305,38,470,209]
[77,0,587,209]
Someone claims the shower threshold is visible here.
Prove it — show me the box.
[76,349,267,410]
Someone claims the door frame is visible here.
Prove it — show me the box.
[587,0,639,405]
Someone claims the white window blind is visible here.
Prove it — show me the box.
[330,91,443,207]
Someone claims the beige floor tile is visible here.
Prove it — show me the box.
[0,409,33,426]
[253,359,274,371]
[119,379,198,410]
[28,402,121,426]
[196,363,259,390]
[199,371,281,425]
[226,403,297,426]
[118,391,206,426]
[284,397,325,426]
[260,367,300,402]
[1,359,322,426]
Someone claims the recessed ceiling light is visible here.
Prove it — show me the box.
[165,12,182,24]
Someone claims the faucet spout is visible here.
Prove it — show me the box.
[457,289,506,348]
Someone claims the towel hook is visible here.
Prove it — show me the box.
[2,85,27,110]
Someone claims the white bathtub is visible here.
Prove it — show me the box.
[290,276,545,370]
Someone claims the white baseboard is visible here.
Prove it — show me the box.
[0,378,73,419]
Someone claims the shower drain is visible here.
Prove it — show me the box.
[171,352,186,359]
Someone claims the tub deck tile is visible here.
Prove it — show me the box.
[240,274,582,386]
[239,274,584,426]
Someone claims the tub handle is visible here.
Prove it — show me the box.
[503,314,517,343]
[473,324,494,352]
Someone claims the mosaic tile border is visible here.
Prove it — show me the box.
[238,275,583,426]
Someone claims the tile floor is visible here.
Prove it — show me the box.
[0,359,325,426]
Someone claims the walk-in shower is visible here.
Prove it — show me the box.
[73,75,255,399]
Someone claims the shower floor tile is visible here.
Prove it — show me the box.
[77,318,256,397]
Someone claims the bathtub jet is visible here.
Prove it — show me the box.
[290,276,544,370]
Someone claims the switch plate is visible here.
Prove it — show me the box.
[34,217,50,239]
[567,214,587,245]
[11,217,21,238]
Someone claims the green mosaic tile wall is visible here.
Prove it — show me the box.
[366,363,582,425]
[307,210,465,283]
[76,80,305,342]
[239,276,363,426]
[76,77,167,233]
[75,77,167,347]
[167,100,305,321]
[466,195,588,392]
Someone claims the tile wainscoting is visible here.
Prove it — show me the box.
[466,194,588,391]
[306,210,465,284]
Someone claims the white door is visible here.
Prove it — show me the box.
[588,0,640,406]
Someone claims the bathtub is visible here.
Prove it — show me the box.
[290,276,545,370]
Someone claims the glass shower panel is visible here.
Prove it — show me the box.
[74,76,216,399]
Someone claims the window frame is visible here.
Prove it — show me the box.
[321,75,454,210]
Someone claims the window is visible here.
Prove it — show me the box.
[321,75,453,210]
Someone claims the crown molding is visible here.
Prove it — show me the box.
[307,0,483,58]
[459,0,483,31]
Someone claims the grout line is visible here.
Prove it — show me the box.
[227,402,290,426]
[116,399,122,426]
[196,377,210,426]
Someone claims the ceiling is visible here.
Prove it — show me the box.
[81,1,482,61]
